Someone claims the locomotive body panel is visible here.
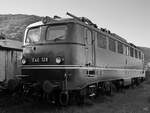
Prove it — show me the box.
[95,47,144,79]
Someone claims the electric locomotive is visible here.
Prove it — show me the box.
[12,12,145,105]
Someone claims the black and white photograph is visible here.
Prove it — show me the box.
[0,0,149,113]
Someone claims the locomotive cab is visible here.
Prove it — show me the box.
[22,21,86,74]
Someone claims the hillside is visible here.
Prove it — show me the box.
[0,14,149,66]
[139,47,150,66]
[0,14,41,41]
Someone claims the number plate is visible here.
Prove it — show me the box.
[32,57,49,63]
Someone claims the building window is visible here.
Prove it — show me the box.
[130,47,134,57]
[109,38,116,52]
[97,33,107,49]
[118,42,123,54]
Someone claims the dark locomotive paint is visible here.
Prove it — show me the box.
[19,14,145,105]
[22,19,145,86]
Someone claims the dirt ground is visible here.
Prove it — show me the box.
[0,80,150,113]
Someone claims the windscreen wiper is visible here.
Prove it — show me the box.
[54,35,64,41]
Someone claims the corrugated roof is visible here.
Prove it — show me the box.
[0,39,22,50]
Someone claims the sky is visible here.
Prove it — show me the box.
[0,0,150,47]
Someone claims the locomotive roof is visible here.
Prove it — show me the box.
[28,17,127,42]
[27,18,83,28]
[27,21,44,28]
[27,17,142,52]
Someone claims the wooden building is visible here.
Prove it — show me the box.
[0,38,22,82]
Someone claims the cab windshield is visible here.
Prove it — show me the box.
[25,25,67,45]
[26,27,41,44]
[46,25,67,41]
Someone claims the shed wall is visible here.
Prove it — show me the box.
[0,50,6,81]
[0,48,22,82]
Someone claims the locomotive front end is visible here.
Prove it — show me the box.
[20,18,77,103]
[18,15,87,105]
[22,23,68,82]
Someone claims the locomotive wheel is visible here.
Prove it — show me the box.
[106,86,112,96]
[104,82,112,96]
[59,91,69,106]
[76,94,85,105]
[114,80,124,92]
[75,89,86,105]
[44,93,52,104]
[135,78,140,86]
[8,78,20,92]
[131,78,136,88]
[132,78,140,86]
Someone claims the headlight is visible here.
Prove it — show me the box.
[56,56,64,64]
[21,58,26,65]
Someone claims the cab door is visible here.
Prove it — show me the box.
[84,28,93,66]
[84,28,96,77]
